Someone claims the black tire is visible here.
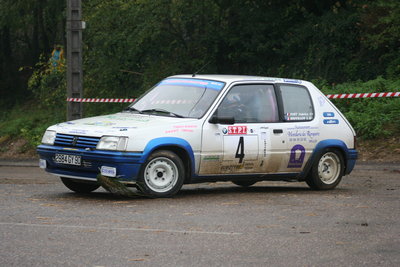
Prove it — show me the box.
[60,177,100,193]
[137,150,185,198]
[232,180,257,187]
[306,149,344,190]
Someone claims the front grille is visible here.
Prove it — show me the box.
[54,134,100,149]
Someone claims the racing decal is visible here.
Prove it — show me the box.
[105,115,150,122]
[165,129,179,134]
[227,126,248,135]
[318,96,326,107]
[165,125,198,134]
[203,156,220,161]
[323,112,335,117]
[221,162,255,172]
[254,77,280,82]
[235,137,245,163]
[66,129,88,135]
[173,125,197,132]
[161,79,225,91]
[285,112,314,121]
[83,121,116,126]
[283,79,302,84]
[263,139,267,157]
[323,119,339,124]
[287,126,320,144]
[222,135,258,163]
[287,144,306,168]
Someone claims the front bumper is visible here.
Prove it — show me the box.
[37,145,145,182]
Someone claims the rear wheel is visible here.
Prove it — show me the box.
[232,181,257,187]
[60,177,100,193]
[306,149,344,190]
[137,150,185,198]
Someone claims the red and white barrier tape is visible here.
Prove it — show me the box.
[326,92,400,99]
[67,92,400,102]
[67,98,136,103]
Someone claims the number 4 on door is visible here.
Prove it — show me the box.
[235,137,245,163]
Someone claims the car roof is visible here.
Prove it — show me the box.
[168,74,307,85]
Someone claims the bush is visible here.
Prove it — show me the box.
[27,54,67,111]
[321,77,400,139]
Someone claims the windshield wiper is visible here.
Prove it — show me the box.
[140,108,184,118]
[123,107,143,113]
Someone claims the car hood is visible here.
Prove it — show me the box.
[51,112,198,136]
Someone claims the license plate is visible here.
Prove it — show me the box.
[55,154,81,166]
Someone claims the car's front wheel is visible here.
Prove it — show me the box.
[60,177,100,193]
[306,149,344,190]
[137,150,185,197]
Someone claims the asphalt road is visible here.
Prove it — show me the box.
[0,161,399,266]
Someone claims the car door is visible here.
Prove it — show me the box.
[276,83,317,173]
[199,83,282,175]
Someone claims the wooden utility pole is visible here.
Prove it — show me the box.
[66,0,84,120]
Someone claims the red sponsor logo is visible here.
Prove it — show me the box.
[228,126,247,135]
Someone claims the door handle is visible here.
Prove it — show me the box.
[273,129,283,134]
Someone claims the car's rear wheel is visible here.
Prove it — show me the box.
[306,149,344,190]
[137,150,185,198]
[232,181,257,187]
[60,177,100,193]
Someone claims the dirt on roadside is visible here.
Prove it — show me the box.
[357,137,400,163]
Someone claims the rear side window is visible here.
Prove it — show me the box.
[278,84,314,121]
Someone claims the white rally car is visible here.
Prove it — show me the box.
[37,75,358,197]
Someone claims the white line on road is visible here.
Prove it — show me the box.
[0,222,242,236]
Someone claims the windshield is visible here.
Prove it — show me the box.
[129,78,225,118]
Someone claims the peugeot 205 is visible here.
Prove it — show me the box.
[37,75,358,197]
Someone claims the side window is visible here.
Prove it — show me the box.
[279,84,314,121]
[216,84,279,123]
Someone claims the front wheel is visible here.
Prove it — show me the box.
[306,149,344,190]
[61,177,100,193]
[137,150,185,197]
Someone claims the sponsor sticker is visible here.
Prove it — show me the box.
[287,144,306,168]
[285,112,314,121]
[101,166,117,177]
[161,79,225,91]
[323,119,339,124]
[283,79,302,84]
[228,126,248,135]
[203,156,220,161]
[323,112,335,117]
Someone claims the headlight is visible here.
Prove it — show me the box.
[41,130,56,145]
[96,136,128,151]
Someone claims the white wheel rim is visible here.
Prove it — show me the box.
[318,152,341,185]
[144,157,179,193]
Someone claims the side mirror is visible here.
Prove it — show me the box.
[209,115,235,125]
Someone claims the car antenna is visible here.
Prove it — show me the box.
[192,61,211,77]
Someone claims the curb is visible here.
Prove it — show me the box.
[0,159,38,167]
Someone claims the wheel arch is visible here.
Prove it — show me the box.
[299,139,349,180]
[142,137,195,183]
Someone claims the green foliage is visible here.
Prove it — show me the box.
[0,104,65,148]
[27,54,67,111]
[359,1,400,79]
[321,77,400,139]
[0,0,65,107]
